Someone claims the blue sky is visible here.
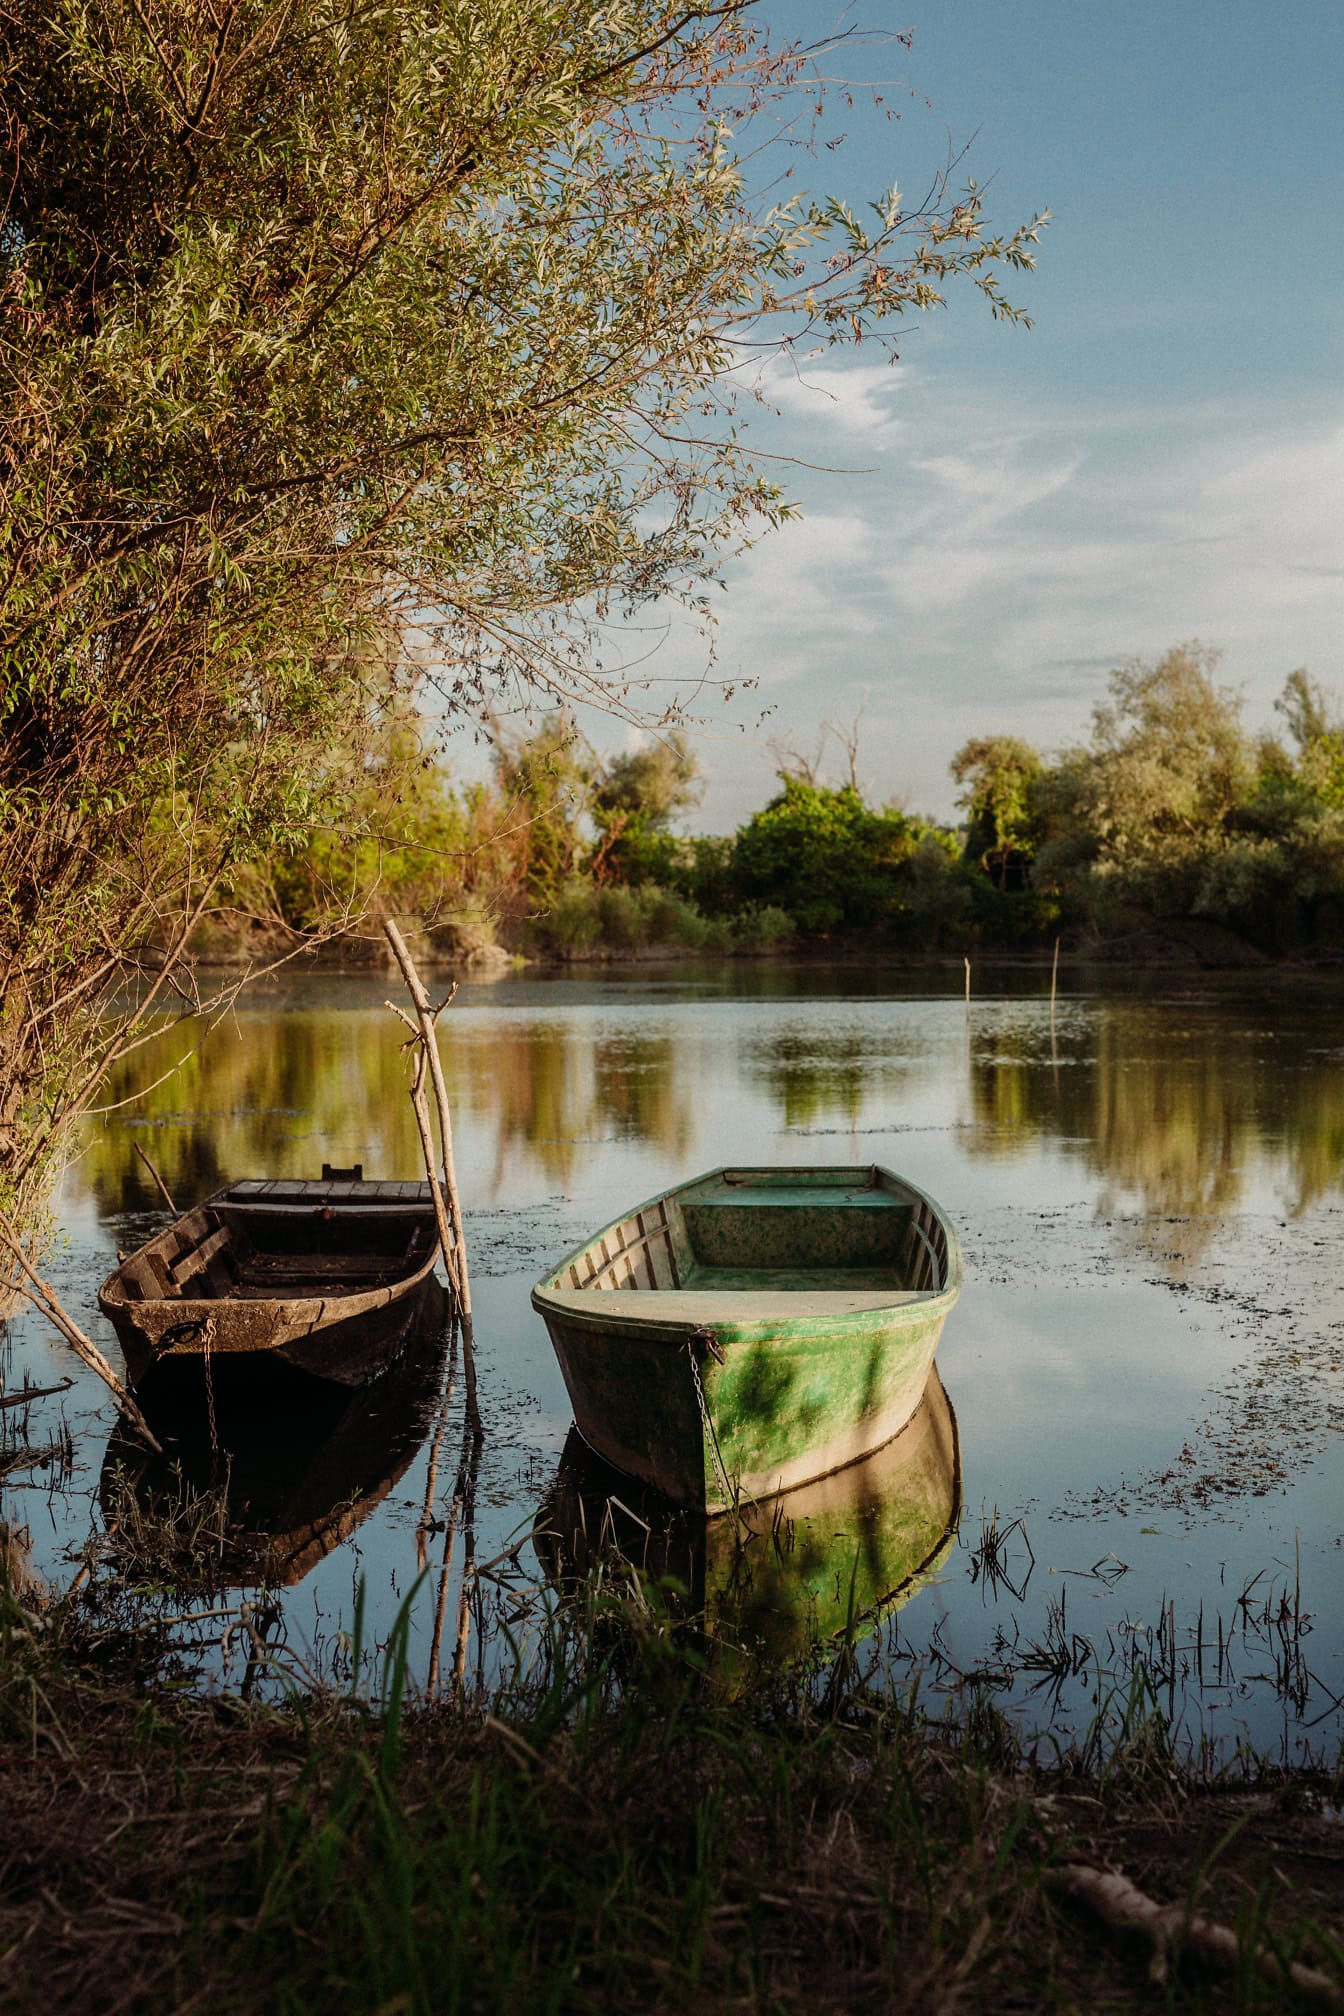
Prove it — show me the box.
[610,0,1344,826]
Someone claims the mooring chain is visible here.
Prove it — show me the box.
[685,1327,736,1515]
[200,1315,219,1465]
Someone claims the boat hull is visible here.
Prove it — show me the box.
[533,1165,960,1513]
[105,1279,435,1388]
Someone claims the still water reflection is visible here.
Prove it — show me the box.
[3,962,1342,1758]
[100,1306,451,1588]
[535,1370,961,1688]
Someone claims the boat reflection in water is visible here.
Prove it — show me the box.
[100,1286,450,1589]
[534,1369,960,1674]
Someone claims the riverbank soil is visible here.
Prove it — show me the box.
[1,1650,1341,2015]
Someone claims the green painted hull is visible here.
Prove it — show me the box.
[532,1165,961,1513]
[534,1368,961,1679]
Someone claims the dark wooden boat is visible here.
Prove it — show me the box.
[98,1175,440,1387]
[532,1164,960,1513]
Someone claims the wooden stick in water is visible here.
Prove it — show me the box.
[0,1378,73,1411]
[410,1057,480,1437]
[383,920,471,1316]
[133,1141,178,1217]
[383,918,480,1442]
[408,1052,461,1304]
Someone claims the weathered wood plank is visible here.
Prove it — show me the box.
[169,1223,233,1287]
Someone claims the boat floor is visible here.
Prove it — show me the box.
[226,1257,414,1300]
[678,1263,904,1293]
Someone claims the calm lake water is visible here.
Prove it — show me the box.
[3,960,1342,1759]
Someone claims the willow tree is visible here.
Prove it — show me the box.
[0,0,1044,1236]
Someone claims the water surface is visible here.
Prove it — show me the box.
[3,960,1341,1758]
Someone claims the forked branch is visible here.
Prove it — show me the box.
[383,918,480,1441]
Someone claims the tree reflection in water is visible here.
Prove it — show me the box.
[965,996,1344,1239]
[22,970,1341,1751]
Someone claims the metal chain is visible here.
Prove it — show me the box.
[200,1315,219,1464]
[685,1333,736,1515]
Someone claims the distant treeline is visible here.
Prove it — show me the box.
[212,644,1344,962]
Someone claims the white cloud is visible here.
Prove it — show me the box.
[903,446,1082,538]
[728,511,885,662]
[747,355,908,446]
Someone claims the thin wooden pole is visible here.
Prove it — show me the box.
[409,1053,462,1305]
[383,919,480,1444]
[409,1063,478,1441]
[383,920,471,1317]
[964,956,971,1006]
[1050,936,1060,1013]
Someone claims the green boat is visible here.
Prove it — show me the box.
[534,1368,961,1677]
[531,1164,961,1514]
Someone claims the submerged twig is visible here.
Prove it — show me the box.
[0,1440,68,1480]
[0,1378,74,1411]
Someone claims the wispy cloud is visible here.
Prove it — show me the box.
[902,445,1082,537]
[748,355,908,446]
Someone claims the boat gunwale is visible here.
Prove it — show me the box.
[97,1183,440,1323]
[532,1281,959,1342]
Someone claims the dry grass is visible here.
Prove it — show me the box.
[1,1569,1342,2016]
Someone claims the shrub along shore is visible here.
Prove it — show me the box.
[2,1563,1342,2015]
[200,649,1344,974]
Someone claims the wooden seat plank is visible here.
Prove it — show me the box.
[169,1223,234,1286]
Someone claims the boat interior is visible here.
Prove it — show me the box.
[552,1167,949,1298]
[112,1183,436,1304]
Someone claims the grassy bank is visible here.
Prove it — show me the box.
[3,1572,1342,2016]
